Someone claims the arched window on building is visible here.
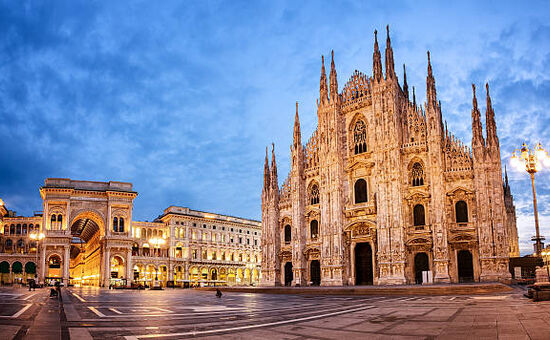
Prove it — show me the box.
[354,179,368,203]
[22,224,27,235]
[411,162,424,186]
[57,215,63,229]
[16,224,21,235]
[3,225,8,235]
[119,218,125,233]
[113,217,118,232]
[17,239,25,253]
[10,224,15,235]
[310,220,319,239]
[353,119,367,154]
[50,215,56,230]
[309,183,320,205]
[413,204,425,226]
[29,224,34,233]
[455,200,468,223]
[284,225,291,244]
[5,239,13,250]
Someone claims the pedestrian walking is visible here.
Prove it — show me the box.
[216,288,222,298]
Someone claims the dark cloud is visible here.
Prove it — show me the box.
[0,1,549,254]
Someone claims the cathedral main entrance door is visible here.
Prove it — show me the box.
[355,242,373,285]
[310,260,320,286]
[414,252,429,284]
[457,250,474,283]
[284,262,293,286]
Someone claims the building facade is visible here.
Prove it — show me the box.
[261,27,519,287]
[0,178,261,287]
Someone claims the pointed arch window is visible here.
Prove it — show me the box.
[284,225,291,244]
[310,220,319,239]
[411,162,424,186]
[353,119,367,154]
[455,201,468,223]
[413,204,425,226]
[309,183,320,205]
[354,179,368,203]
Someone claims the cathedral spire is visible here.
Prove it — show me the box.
[471,84,485,148]
[270,143,278,191]
[403,64,409,100]
[263,146,270,192]
[426,51,437,110]
[412,86,416,108]
[293,101,301,148]
[373,30,383,82]
[319,55,328,104]
[329,50,338,101]
[385,25,395,79]
[485,82,498,148]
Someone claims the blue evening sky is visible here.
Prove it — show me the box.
[1,1,549,255]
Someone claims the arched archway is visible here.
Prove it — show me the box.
[457,250,474,283]
[69,210,105,286]
[355,243,373,285]
[47,254,62,281]
[0,261,10,283]
[110,256,125,287]
[414,253,429,284]
[310,260,320,286]
[284,262,293,286]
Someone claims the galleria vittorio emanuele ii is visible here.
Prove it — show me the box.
[260,27,520,287]
[0,178,261,287]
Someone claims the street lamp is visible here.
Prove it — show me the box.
[29,232,45,282]
[511,142,550,255]
[149,237,166,289]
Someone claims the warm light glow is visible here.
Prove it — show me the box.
[30,232,45,240]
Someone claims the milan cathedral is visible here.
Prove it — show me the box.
[260,26,519,286]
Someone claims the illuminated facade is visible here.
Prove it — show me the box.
[0,178,261,287]
[261,27,519,286]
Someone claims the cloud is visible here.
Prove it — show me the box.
[0,1,549,255]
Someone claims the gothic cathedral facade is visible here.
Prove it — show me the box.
[260,27,519,286]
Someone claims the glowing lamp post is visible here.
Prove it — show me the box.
[29,232,45,281]
[511,142,550,255]
[148,237,166,289]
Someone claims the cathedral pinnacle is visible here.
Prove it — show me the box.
[329,50,338,101]
[426,51,437,110]
[270,143,278,190]
[263,146,270,192]
[403,64,409,100]
[373,30,383,82]
[471,84,485,148]
[319,55,328,104]
[485,82,498,148]
[293,101,301,147]
[385,25,395,79]
[412,86,416,108]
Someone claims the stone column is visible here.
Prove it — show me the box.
[104,248,110,287]
[63,246,70,285]
[40,245,46,284]
[126,251,133,287]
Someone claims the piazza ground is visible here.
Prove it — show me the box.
[0,285,550,339]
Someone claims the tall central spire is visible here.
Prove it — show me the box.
[319,55,328,104]
[373,30,383,82]
[329,50,338,101]
[270,143,278,191]
[385,25,395,79]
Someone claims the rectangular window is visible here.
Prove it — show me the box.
[213,225,216,229]
[213,234,216,242]
[231,238,234,243]
[239,237,242,244]
[202,233,207,241]
[222,226,225,231]
[192,249,197,259]
[192,231,196,240]
[222,235,225,242]
[247,239,250,245]
[247,230,250,234]
[254,239,258,246]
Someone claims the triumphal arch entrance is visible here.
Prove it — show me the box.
[39,178,137,287]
